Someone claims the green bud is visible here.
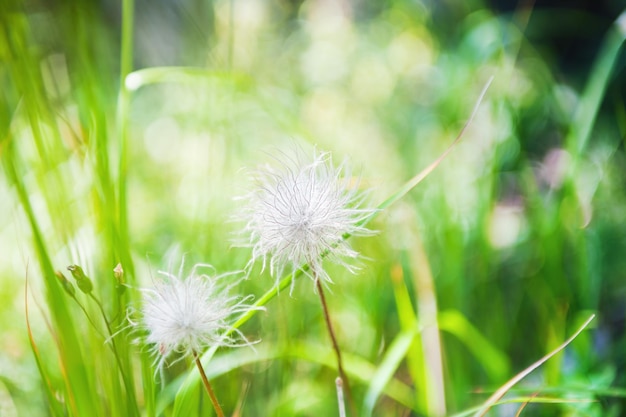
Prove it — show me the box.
[114,263,126,295]
[55,271,76,297]
[67,265,93,294]
[67,264,87,280]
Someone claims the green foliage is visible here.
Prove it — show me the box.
[1,0,625,416]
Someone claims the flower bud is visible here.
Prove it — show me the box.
[113,263,124,281]
[55,271,76,297]
[67,265,93,294]
[113,263,126,295]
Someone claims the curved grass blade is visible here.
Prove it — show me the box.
[567,10,626,158]
[471,314,595,417]
[124,67,252,91]
[452,396,595,417]
[371,75,494,216]
[514,390,541,417]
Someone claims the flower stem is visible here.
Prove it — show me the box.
[89,293,139,416]
[193,352,225,417]
[315,278,358,416]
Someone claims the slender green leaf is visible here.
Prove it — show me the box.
[363,328,418,416]
[438,310,510,381]
[567,10,626,157]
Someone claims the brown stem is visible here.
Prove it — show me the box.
[316,278,358,417]
[194,352,225,417]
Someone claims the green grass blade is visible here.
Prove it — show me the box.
[363,328,418,416]
[438,310,510,381]
[140,349,157,417]
[116,0,136,282]
[567,10,626,157]
[390,261,427,411]
[124,67,252,91]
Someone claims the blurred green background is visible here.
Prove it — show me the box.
[1,0,625,416]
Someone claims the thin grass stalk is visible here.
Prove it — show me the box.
[68,293,105,339]
[88,293,138,414]
[471,314,595,417]
[513,391,540,417]
[114,2,141,414]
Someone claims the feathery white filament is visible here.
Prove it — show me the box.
[238,150,376,291]
[139,263,260,372]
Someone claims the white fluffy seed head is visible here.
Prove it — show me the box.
[138,262,261,373]
[236,149,376,291]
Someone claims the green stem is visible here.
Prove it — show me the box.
[72,297,105,339]
[89,294,140,417]
[117,0,136,280]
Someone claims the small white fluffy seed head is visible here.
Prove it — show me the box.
[136,262,262,373]
[236,149,376,292]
